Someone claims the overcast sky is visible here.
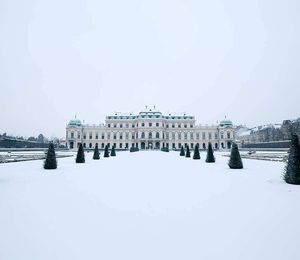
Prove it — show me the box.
[1,0,299,138]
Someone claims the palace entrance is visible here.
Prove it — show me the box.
[155,142,160,149]
[148,142,153,149]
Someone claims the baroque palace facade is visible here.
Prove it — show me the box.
[66,106,235,150]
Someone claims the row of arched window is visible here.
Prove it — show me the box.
[79,141,232,150]
[70,131,232,140]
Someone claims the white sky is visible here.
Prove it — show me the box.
[1,0,300,138]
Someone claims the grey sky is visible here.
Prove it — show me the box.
[1,0,299,138]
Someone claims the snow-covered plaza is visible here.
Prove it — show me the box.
[0,151,299,260]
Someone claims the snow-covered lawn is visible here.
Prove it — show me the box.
[0,151,299,260]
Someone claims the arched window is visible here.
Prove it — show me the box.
[156,132,160,139]
[141,132,145,138]
[227,131,231,139]
[89,143,92,148]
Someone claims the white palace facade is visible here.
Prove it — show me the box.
[66,107,235,150]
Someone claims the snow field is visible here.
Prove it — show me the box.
[0,151,299,260]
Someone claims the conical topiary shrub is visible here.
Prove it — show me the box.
[104,145,110,158]
[93,143,100,160]
[228,142,243,169]
[205,142,215,163]
[186,145,191,158]
[193,144,200,160]
[76,143,85,163]
[44,142,57,169]
[284,134,300,184]
[180,146,185,156]
[111,145,116,156]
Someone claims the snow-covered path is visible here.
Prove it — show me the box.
[0,151,299,260]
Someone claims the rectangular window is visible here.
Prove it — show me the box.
[102,135,104,139]
[202,133,206,140]
[107,134,110,139]
[215,133,218,139]
[149,123,152,127]
[166,124,169,128]
[83,134,86,139]
[191,143,194,149]
[178,143,181,148]
[113,135,116,139]
[120,143,122,148]
[114,124,117,128]
[71,132,74,138]
[95,134,98,139]
[196,133,199,139]
[126,133,129,139]
[172,143,175,149]
[156,123,159,127]
[209,133,212,140]
[108,124,110,128]
[120,134,123,139]
[120,124,123,128]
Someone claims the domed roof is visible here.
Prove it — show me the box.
[220,119,233,126]
[68,118,82,126]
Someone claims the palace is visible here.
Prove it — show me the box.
[66,106,235,150]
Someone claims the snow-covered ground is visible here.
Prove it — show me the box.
[0,151,299,260]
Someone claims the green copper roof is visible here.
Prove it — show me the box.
[220,119,233,126]
[68,119,82,126]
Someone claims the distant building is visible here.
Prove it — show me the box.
[66,106,235,150]
[235,117,300,149]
